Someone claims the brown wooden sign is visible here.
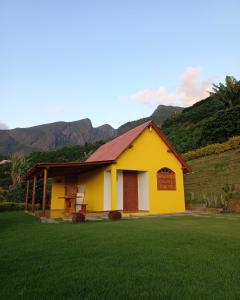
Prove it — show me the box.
[157,171,176,190]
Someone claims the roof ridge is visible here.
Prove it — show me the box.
[102,120,152,146]
[85,120,152,163]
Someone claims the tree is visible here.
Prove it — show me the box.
[10,153,29,187]
[210,76,240,108]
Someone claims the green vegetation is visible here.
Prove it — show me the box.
[184,147,240,207]
[1,212,240,299]
[210,75,240,108]
[0,163,11,201]
[0,202,25,212]
[199,106,240,145]
[162,97,222,153]
[28,141,104,165]
[162,98,240,153]
[10,153,30,187]
[182,136,240,161]
[0,142,103,204]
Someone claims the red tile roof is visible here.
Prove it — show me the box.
[85,120,191,173]
[86,120,152,163]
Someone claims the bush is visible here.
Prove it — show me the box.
[72,212,86,223]
[183,136,240,161]
[108,210,122,220]
[199,106,240,145]
[0,202,25,212]
[5,182,26,203]
[26,203,41,211]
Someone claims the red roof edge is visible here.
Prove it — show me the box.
[149,121,192,174]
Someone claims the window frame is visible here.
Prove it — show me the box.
[157,168,176,191]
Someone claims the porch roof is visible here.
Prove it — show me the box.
[24,160,114,180]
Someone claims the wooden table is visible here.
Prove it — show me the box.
[58,196,88,214]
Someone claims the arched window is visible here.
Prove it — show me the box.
[157,168,176,190]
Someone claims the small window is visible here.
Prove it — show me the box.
[157,168,176,190]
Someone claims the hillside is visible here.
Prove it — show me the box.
[118,99,240,154]
[162,98,240,153]
[0,105,183,156]
[184,147,240,207]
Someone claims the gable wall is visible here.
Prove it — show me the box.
[113,127,185,214]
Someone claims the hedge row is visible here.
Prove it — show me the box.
[182,136,240,161]
[0,202,25,212]
[0,202,42,212]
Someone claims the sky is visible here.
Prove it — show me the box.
[1,0,240,130]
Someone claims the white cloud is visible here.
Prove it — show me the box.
[0,121,9,130]
[178,67,214,106]
[48,106,65,115]
[125,67,215,107]
[131,87,177,107]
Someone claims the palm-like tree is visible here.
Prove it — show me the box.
[10,153,29,187]
[210,76,240,108]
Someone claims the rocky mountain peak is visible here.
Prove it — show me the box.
[0,105,183,156]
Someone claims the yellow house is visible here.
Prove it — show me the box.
[25,120,191,218]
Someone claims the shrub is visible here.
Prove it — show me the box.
[108,210,122,220]
[72,212,85,223]
[0,202,25,212]
[183,136,240,161]
[26,203,41,211]
[6,183,26,203]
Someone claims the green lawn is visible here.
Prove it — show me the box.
[1,212,240,299]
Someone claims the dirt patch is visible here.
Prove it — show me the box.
[227,200,240,212]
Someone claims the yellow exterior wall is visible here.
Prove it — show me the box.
[112,127,186,214]
[50,176,66,218]
[50,170,104,216]
[77,168,104,211]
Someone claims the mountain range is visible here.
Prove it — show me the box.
[0,105,183,156]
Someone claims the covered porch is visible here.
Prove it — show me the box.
[24,161,113,218]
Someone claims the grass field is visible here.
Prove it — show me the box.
[1,212,240,299]
[184,147,240,205]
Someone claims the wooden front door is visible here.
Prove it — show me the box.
[123,171,138,212]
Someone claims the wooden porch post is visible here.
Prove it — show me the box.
[31,175,37,214]
[42,168,48,217]
[25,180,29,211]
